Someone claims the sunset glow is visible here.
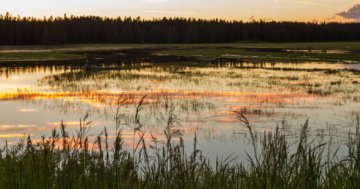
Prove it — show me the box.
[0,0,359,22]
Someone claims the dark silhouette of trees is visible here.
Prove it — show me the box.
[1,13,360,45]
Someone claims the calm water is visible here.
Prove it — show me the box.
[1,62,360,160]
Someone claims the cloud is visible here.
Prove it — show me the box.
[337,4,360,20]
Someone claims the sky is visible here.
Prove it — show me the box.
[0,0,360,22]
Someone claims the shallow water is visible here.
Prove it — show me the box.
[0,62,360,160]
[285,49,355,54]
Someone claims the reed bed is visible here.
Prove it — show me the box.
[1,100,360,189]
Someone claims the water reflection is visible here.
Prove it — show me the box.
[0,62,360,158]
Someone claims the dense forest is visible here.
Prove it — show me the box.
[1,13,360,45]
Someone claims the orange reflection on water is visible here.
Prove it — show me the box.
[0,122,81,133]
[0,124,37,131]
[0,90,317,106]
[0,133,27,139]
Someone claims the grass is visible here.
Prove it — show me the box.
[159,47,360,62]
[38,63,360,100]
[2,42,360,50]
[1,42,360,62]
[0,51,83,61]
[1,98,360,189]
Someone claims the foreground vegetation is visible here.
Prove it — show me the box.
[1,104,360,189]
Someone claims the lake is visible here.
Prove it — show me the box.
[1,61,360,161]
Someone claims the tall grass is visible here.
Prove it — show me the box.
[1,104,360,188]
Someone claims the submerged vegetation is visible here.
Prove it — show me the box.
[2,62,360,143]
[37,62,360,100]
[0,103,360,189]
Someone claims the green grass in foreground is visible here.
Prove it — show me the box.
[1,101,360,189]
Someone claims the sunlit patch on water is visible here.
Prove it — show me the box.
[0,124,37,131]
[0,133,28,139]
[345,63,360,71]
[285,49,354,54]
[18,108,37,112]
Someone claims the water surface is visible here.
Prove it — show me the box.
[1,62,360,160]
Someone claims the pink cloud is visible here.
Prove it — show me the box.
[337,4,360,20]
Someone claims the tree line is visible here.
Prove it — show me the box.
[1,13,360,45]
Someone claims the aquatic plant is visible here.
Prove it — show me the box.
[1,100,360,189]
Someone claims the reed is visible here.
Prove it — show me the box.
[0,105,360,189]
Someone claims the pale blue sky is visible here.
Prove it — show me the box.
[0,0,358,21]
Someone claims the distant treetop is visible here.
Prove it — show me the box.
[1,13,359,45]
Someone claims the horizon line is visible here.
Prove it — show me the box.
[0,12,355,24]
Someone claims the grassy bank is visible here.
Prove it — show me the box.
[1,42,360,62]
[1,107,360,189]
